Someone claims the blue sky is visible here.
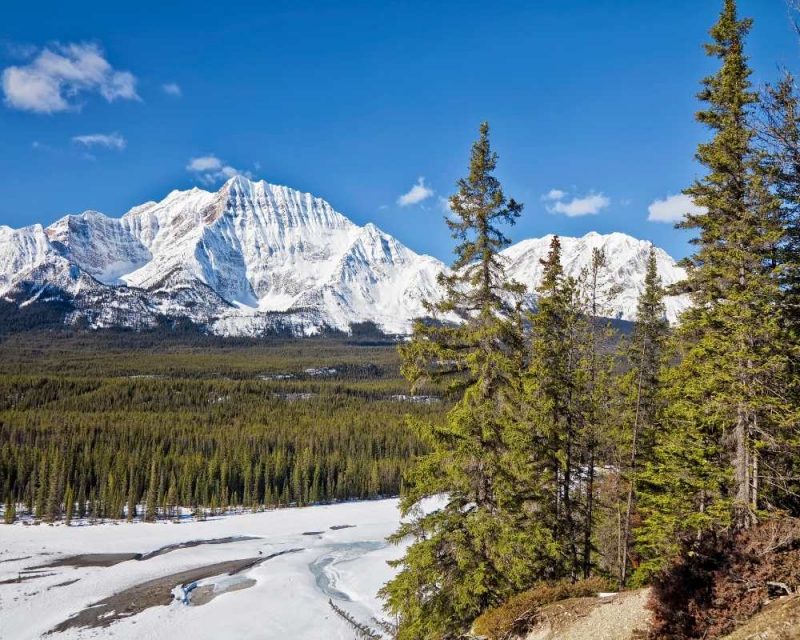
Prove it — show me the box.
[1,0,798,262]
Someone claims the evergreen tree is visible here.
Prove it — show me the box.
[126,483,137,523]
[757,74,800,511]
[145,460,158,522]
[45,450,64,523]
[4,496,15,524]
[381,122,546,639]
[522,236,600,582]
[64,484,74,526]
[614,248,668,585]
[637,0,792,576]
[760,73,800,338]
[575,248,619,578]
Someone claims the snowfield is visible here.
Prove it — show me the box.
[0,499,405,639]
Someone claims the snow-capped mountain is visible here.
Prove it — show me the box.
[0,176,689,335]
[502,232,689,323]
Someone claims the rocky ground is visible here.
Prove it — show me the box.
[522,589,800,640]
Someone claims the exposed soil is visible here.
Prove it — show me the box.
[34,552,141,568]
[139,535,259,560]
[31,536,258,569]
[525,589,651,640]
[0,555,32,564]
[722,595,800,640]
[47,578,81,590]
[0,571,57,585]
[189,577,256,605]
[49,548,302,633]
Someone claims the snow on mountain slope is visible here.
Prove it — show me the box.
[291,223,445,334]
[0,177,450,333]
[46,211,151,284]
[502,232,690,323]
[0,177,690,334]
[0,224,59,295]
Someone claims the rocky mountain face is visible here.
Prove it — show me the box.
[0,176,690,335]
[501,232,689,323]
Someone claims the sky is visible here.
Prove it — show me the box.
[1,0,799,263]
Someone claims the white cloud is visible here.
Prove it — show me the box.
[186,154,252,185]
[542,189,566,201]
[72,132,126,150]
[647,193,707,223]
[546,191,610,217]
[397,177,434,207]
[2,42,138,113]
[187,155,222,172]
[162,82,181,97]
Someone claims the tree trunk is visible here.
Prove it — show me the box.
[734,401,752,529]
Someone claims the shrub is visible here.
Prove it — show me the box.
[472,576,614,640]
[648,517,800,639]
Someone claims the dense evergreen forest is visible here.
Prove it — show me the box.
[0,331,446,523]
[380,2,800,639]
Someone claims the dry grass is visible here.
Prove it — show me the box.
[471,576,615,640]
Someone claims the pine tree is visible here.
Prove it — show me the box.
[126,483,137,523]
[575,248,620,578]
[615,248,668,585]
[760,73,800,337]
[757,74,800,511]
[145,460,158,523]
[637,0,792,575]
[522,236,591,581]
[64,485,74,526]
[380,122,545,639]
[4,497,15,524]
[45,451,63,523]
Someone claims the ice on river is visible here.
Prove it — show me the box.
[0,499,405,639]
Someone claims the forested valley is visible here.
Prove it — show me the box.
[0,331,444,523]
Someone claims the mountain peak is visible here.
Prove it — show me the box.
[0,181,690,334]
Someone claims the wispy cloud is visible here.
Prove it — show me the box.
[397,177,434,207]
[162,82,181,97]
[647,193,706,223]
[542,189,566,201]
[72,132,126,150]
[544,189,610,217]
[2,42,138,113]
[187,154,252,185]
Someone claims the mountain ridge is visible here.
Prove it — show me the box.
[0,176,690,335]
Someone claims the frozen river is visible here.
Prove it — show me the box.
[0,499,404,639]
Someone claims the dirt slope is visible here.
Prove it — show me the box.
[721,595,800,640]
[524,589,651,640]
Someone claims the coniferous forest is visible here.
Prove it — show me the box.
[0,332,443,523]
[380,2,800,638]
[2,1,800,639]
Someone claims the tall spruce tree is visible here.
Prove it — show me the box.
[381,123,551,640]
[759,73,800,512]
[522,236,586,581]
[576,248,620,578]
[615,248,668,585]
[637,0,791,576]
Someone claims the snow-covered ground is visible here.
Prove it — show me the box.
[0,499,405,639]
